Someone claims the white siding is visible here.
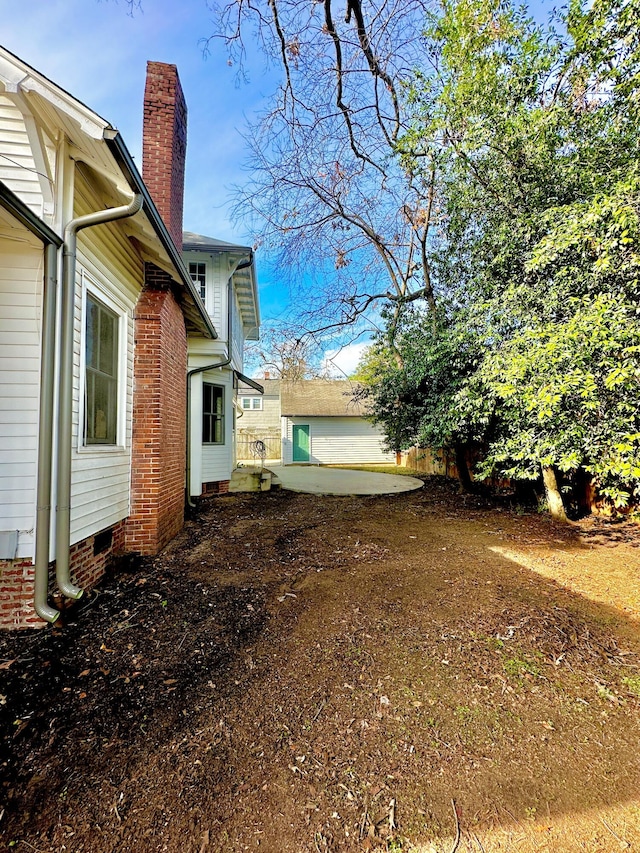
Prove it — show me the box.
[200,368,235,484]
[0,224,43,558]
[184,250,249,486]
[67,171,143,546]
[0,96,45,218]
[209,253,224,330]
[237,394,281,432]
[282,417,395,466]
[182,249,225,331]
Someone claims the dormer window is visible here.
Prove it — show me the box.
[189,262,206,301]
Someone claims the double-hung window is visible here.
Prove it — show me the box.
[85,294,119,445]
[203,383,224,444]
[189,262,206,301]
[241,397,263,411]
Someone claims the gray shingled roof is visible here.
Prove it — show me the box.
[238,378,281,397]
[280,379,368,417]
[182,231,252,253]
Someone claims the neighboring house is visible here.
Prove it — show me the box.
[237,379,395,465]
[236,379,281,462]
[182,233,260,496]
[281,380,395,465]
[0,50,259,628]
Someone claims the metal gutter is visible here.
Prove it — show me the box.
[0,181,62,247]
[34,243,63,622]
[0,182,63,623]
[235,372,264,394]
[56,193,144,602]
[103,130,218,341]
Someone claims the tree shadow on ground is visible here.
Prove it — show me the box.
[0,486,638,852]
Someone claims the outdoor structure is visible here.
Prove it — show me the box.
[182,233,260,496]
[236,378,281,463]
[237,379,395,466]
[0,50,259,628]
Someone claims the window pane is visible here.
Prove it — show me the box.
[85,294,119,445]
[202,383,224,444]
[189,262,206,301]
[98,309,117,375]
[91,374,117,442]
[86,298,98,369]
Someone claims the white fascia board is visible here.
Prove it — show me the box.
[18,77,107,140]
[0,51,107,140]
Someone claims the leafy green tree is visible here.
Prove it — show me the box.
[367,0,640,516]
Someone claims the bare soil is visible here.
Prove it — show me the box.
[1,478,640,853]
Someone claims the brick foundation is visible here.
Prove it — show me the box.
[0,520,126,630]
[125,265,187,555]
[202,480,230,495]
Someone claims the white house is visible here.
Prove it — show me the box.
[237,379,395,466]
[182,233,260,496]
[0,51,258,628]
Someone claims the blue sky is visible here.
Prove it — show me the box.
[1,0,290,325]
[1,0,270,241]
[1,0,554,375]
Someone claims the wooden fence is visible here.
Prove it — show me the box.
[400,445,603,513]
[399,446,461,479]
[237,429,282,462]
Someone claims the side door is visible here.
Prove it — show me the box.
[292,424,310,462]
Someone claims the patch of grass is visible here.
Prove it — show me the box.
[503,654,541,680]
[622,675,640,697]
[453,704,476,723]
[326,463,423,478]
[596,683,618,702]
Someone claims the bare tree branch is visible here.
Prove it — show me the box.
[213,0,438,343]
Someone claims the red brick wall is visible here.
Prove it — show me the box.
[125,265,187,555]
[0,560,38,629]
[0,520,126,630]
[202,480,230,495]
[142,61,187,250]
[68,519,126,591]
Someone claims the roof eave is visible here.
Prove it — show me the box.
[0,180,63,246]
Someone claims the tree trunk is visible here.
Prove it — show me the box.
[454,443,475,494]
[542,465,568,522]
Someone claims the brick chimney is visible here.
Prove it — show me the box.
[142,61,187,249]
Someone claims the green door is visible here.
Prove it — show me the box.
[292,424,310,462]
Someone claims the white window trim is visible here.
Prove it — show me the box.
[189,260,207,304]
[241,396,263,411]
[77,270,129,453]
[203,382,225,445]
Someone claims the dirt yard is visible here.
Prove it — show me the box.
[1,478,639,853]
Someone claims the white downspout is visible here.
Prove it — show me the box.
[55,193,143,601]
